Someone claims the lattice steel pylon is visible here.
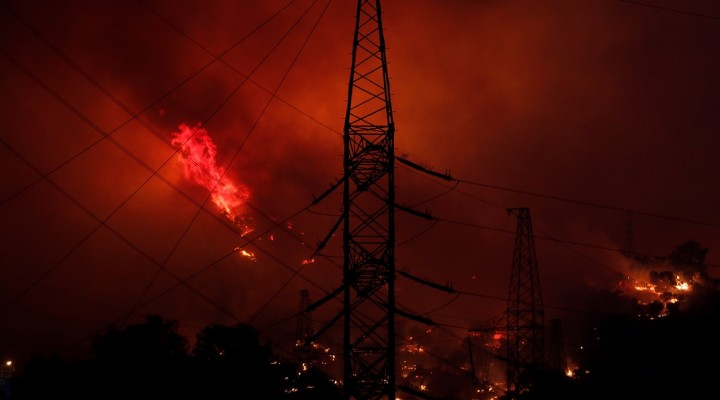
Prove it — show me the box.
[296,289,314,348]
[342,0,395,398]
[506,208,544,399]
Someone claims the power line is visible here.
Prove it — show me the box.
[0,47,257,317]
[454,289,607,317]
[126,0,330,321]
[617,0,720,21]
[455,178,720,228]
[236,0,338,325]
[137,0,720,239]
[4,0,716,372]
[0,138,244,323]
[0,0,298,208]
[398,152,719,232]
[53,2,436,338]
[435,215,720,269]
[140,0,720,241]
[137,0,344,141]
[0,30,339,334]
[0,0,337,323]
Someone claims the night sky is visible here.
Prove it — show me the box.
[2,0,720,381]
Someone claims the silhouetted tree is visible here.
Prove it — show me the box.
[12,316,344,399]
[12,315,192,400]
[191,322,281,398]
[667,240,707,273]
[90,314,191,399]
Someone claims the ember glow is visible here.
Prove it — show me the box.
[613,241,715,318]
[618,270,697,317]
[232,247,256,262]
[171,123,252,235]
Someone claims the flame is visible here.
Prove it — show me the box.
[171,123,252,234]
[675,280,690,291]
[233,247,256,262]
[301,258,315,265]
[239,249,256,262]
[618,269,695,318]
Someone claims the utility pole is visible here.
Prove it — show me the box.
[342,0,395,398]
[506,208,544,399]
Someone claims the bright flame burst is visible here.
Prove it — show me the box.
[171,123,253,236]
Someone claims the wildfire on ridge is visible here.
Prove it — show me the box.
[614,241,718,318]
[617,271,697,317]
[171,123,253,236]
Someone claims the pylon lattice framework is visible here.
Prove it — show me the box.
[342,0,395,399]
[296,289,314,347]
[506,208,544,398]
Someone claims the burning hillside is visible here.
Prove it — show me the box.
[615,241,718,318]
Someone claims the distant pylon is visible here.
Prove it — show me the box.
[547,318,566,374]
[506,208,544,399]
[296,289,314,348]
[295,289,320,369]
[342,0,396,398]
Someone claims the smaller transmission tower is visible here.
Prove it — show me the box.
[547,318,566,374]
[506,208,544,399]
[295,289,317,363]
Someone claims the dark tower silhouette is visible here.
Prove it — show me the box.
[296,289,314,348]
[295,289,320,368]
[342,0,396,398]
[547,318,566,374]
[506,208,544,399]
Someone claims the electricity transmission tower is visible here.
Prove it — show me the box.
[342,0,396,398]
[295,289,317,362]
[506,208,544,399]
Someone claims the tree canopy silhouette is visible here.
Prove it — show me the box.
[11,315,342,400]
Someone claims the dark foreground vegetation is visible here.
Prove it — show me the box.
[7,316,341,400]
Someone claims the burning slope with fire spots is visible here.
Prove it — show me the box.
[615,241,719,318]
